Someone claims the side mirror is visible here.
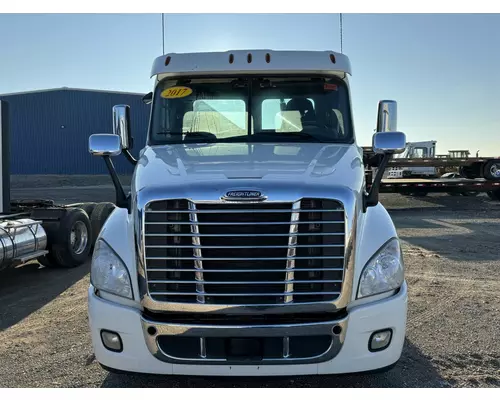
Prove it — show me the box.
[364,99,407,211]
[373,131,406,154]
[89,134,122,156]
[113,105,133,150]
[376,100,398,132]
[373,100,406,154]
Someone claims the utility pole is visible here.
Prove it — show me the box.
[161,13,165,54]
[340,13,343,53]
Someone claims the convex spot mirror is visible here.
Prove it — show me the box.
[89,134,122,157]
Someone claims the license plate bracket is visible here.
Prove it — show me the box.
[225,337,263,360]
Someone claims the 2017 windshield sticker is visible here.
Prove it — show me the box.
[161,86,193,99]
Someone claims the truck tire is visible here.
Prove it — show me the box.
[461,191,479,197]
[483,160,500,181]
[78,202,97,219]
[91,202,116,242]
[38,208,92,268]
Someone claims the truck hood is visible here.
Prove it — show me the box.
[132,142,364,194]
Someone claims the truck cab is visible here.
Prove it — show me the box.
[87,50,408,376]
[387,140,437,178]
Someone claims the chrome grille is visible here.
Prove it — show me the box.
[144,198,346,305]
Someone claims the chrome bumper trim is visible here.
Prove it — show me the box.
[140,315,348,365]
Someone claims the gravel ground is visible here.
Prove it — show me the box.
[0,176,499,387]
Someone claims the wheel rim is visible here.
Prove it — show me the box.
[490,163,500,178]
[70,221,89,255]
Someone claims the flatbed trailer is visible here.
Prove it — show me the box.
[363,146,500,198]
[377,178,500,194]
[363,146,500,170]
[386,157,499,168]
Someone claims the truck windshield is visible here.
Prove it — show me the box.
[149,76,354,145]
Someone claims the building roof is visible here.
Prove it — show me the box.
[0,87,147,97]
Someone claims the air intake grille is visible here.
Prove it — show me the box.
[144,198,345,305]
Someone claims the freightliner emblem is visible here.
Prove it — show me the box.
[223,190,266,201]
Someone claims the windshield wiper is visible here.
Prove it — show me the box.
[155,131,183,136]
[155,131,218,143]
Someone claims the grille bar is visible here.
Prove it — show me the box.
[147,268,344,272]
[145,221,343,225]
[147,209,343,214]
[144,198,346,305]
[150,291,342,297]
[146,244,344,249]
[146,256,344,261]
[148,280,343,284]
[145,232,345,237]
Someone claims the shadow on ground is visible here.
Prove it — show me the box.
[100,339,448,388]
[391,210,500,262]
[0,262,90,331]
[382,193,500,213]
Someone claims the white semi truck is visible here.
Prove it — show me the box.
[87,50,409,376]
[386,141,437,178]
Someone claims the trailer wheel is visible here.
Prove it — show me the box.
[91,202,116,242]
[38,208,92,268]
[483,161,500,181]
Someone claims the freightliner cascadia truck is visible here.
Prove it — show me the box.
[87,50,408,376]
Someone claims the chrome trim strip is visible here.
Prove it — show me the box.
[147,268,344,273]
[146,256,344,261]
[146,244,345,249]
[149,291,341,296]
[199,337,207,359]
[283,336,290,358]
[188,201,205,304]
[148,280,343,284]
[145,221,343,225]
[145,232,345,237]
[147,208,343,214]
[284,201,300,303]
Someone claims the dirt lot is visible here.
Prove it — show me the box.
[0,177,499,387]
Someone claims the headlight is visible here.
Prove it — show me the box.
[357,238,404,299]
[91,239,133,299]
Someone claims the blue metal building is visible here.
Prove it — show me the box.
[0,88,150,174]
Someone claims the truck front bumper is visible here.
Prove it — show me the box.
[88,282,407,376]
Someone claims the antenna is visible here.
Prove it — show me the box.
[161,13,165,54]
[339,13,343,53]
